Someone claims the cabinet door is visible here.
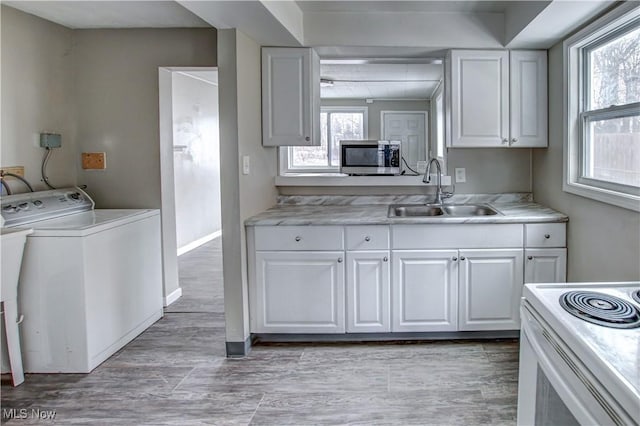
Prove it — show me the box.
[525,249,567,283]
[510,51,547,147]
[261,47,320,146]
[458,249,524,331]
[449,50,509,147]
[254,251,344,333]
[346,251,390,333]
[392,250,458,332]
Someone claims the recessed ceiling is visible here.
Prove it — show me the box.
[2,1,210,29]
[296,1,520,13]
[320,62,442,100]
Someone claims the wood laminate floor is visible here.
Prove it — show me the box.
[1,238,520,425]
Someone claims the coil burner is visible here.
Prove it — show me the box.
[632,289,640,305]
[559,291,640,329]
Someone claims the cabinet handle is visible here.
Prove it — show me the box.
[460,256,466,261]
[365,236,371,242]
[452,256,458,261]
[544,234,550,239]
[305,136,310,142]
[337,257,343,263]
[295,236,301,242]
[527,256,533,260]
[383,256,388,262]
[511,137,518,144]
[502,138,509,144]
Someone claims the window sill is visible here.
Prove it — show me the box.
[563,181,640,212]
[276,174,452,187]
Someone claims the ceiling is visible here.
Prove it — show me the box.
[296,1,519,13]
[2,1,210,29]
[320,62,442,100]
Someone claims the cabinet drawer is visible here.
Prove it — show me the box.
[254,226,344,251]
[525,224,565,248]
[345,226,389,250]
[392,224,523,249]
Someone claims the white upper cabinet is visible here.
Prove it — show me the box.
[261,47,320,146]
[509,51,547,148]
[447,50,547,148]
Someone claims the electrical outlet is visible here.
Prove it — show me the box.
[416,161,427,174]
[455,168,466,183]
[0,166,25,177]
[242,155,250,175]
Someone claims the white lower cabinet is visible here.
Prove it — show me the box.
[346,251,390,332]
[392,250,458,332]
[458,249,524,331]
[524,248,567,283]
[254,251,345,333]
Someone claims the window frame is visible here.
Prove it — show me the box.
[280,106,368,174]
[563,3,640,211]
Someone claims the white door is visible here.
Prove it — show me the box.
[392,250,458,332]
[346,251,390,333]
[524,249,567,283]
[382,112,427,168]
[510,51,547,147]
[458,249,524,331]
[449,50,509,147]
[254,251,345,333]
[261,47,320,146]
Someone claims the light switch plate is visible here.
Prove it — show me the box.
[455,168,466,183]
[242,156,250,175]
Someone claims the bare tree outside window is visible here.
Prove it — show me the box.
[290,110,365,169]
[586,26,640,187]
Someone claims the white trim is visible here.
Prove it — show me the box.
[563,3,640,212]
[164,287,183,307]
[177,230,221,256]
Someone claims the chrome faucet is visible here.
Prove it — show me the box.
[423,158,449,205]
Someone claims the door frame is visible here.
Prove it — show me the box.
[158,66,218,307]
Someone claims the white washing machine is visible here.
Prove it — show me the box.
[1,188,163,373]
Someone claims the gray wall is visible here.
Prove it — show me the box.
[172,72,221,249]
[73,28,217,209]
[1,6,76,192]
[320,98,430,140]
[218,29,278,346]
[532,42,640,282]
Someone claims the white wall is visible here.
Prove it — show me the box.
[532,42,640,282]
[1,6,76,193]
[172,72,221,250]
[72,28,217,209]
[218,29,278,349]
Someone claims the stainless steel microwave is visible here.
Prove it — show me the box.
[339,140,401,176]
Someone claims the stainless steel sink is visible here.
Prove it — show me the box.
[443,204,499,216]
[387,203,499,218]
[388,204,444,217]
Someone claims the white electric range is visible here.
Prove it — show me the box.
[517,282,640,425]
[1,188,163,373]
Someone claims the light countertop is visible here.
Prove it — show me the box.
[245,196,568,226]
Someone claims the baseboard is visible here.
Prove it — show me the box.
[177,230,221,256]
[164,287,182,307]
[225,337,252,357]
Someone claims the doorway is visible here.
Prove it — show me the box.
[158,67,221,307]
[381,111,428,170]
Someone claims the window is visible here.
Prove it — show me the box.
[283,107,368,172]
[564,4,640,211]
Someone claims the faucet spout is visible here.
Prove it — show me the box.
[423,158,444,205]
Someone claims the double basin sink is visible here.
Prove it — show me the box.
[388,204,500,218]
